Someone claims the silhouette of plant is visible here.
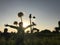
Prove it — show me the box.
[5,21,36,45]
[4,28,8,33]
[29,14,36,33]
[32,22,36,25]
[13,21,18,26]
[32,28,39,33]
[55,21,60,32]
[29,14,32,33]
[29,14,32,18]
[41,29,51,33]
[2,19,60,45]
[58,21,60,27]
[18,12,24,22]
[32,22,36,29]
[33,16,36,19]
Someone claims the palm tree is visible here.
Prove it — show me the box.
[13,21,18,26]
[18,12,24,22]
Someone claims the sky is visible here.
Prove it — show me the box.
[0,0,60,32]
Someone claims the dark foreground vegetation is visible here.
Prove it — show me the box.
[0,12,60,45]
[0,28,60,45]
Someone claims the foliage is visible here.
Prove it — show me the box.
[0,32,60,45]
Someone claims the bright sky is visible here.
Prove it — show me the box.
[0,0,60,32]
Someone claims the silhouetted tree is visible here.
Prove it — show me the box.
[5,22,36,45]
[55,27,60,32]
[3,28,10,40]
[18,12,24,22]
[4,28,8,33]
[41,29,51,33]
[55,21,60,32]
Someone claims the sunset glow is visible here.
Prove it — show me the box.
[23,22,29,28]
[0,0,60,32]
